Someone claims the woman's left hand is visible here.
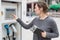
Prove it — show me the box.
[41,31,46,38]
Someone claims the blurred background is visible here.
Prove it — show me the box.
[0,0,60,40]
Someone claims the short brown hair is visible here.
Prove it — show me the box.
[34,1,48,13]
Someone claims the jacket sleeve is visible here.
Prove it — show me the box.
[16,18,35,29]
[46,19,59,38]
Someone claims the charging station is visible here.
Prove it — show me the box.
[1,0,22,40]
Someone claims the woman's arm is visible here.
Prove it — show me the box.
[12,14,36,29]
[46,19,59,38]
[16,18,35,29]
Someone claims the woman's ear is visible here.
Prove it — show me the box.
[40,7,43,11]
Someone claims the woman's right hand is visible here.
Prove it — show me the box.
[41,31,46,38]
[12,14,18,20]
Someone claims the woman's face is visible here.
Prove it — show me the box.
[34,4,42,15]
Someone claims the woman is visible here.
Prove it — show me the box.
[12,2,59,40]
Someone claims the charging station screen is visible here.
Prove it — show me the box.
[5,8,16,20]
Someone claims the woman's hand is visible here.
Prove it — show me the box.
[41,31,46,38]
[12,14,18,20]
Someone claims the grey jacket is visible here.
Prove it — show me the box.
[16,16,59,40]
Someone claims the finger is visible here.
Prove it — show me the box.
[11,14,15,16]
[11,14,16,17]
